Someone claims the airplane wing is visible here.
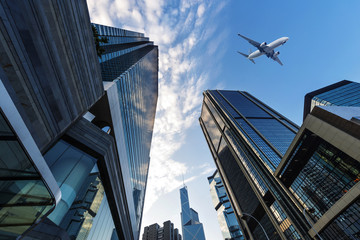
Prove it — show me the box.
[237,34,261,48]
[271,56,283,66]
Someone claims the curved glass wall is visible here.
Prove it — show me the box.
[0,111,55,237]
[45,140,97,225]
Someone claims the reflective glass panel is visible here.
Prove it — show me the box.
[290,140,360,221]
[0,112,55,236]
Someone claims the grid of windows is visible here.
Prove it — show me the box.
[248,119,295,155]
[208,171,244,240]
[208,90,297,172]
[314,82,360,107]
[270,201,301,240]
[219,91,271,118]
[94,24,158,234]
[224,128,269,196]
[236,119,281,171]
[209,91,240,118]
[290,141,360,221]
[320,198,360,240]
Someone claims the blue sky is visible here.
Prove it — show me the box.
[87,0,360,239]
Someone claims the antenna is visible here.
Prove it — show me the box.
[182,174,185,187]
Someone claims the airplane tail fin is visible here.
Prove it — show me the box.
[237,51,255,64]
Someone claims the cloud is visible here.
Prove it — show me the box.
[87,0,228,212]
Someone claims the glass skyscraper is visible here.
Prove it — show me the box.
[200,90,302,240]
[208,170,243,240]
[0,1,158,240]
[180,186,206,240]
[93,23,158,238]
[200,86,360,240]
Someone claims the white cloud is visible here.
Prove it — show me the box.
[87,0,228,213]
[197,4,205,18]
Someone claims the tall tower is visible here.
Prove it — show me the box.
[92,23,158,239]
[200,88,360,240]
[180,186,206,240]
[199,90,300,240]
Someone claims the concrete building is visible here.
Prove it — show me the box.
[142,221,181,240]
[0,1,158,239]
[208,170,243,240]
[199,85,360,240]
[180,186,206,240]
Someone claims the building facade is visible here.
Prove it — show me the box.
[0,1,158,240]
[180,186,206,240]
[142,220,182,240]
[303,80,360,119]
[200,87,360,240]
[208,170,244,240]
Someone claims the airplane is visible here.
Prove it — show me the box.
[237,34,289,66]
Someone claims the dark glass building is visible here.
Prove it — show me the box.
[180,186,206,240]
[200,90,303,240]
[208,170,244,240]
[142,220,182,240]
[200,87,360,240]
[0,1,158,240]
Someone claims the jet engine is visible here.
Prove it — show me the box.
[260,42,267,47]
[273,51,280,57]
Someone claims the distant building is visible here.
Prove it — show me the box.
[303,80,360,119]
[208,170,244,240]
[200,86,360,240]
[142,220,181,240]
[180,186,206,240]
[0,1,157,239]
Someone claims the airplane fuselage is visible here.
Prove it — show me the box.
[248,37,289,59]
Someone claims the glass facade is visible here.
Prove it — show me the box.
[200,90,304,240]
[209,90,297,172]
[59,167,117,240]
[94,23,158,237]
[208,170,244,239]
[45,140,97,225]
[0,111,55,237]
[290,138,359,221]
[321,198,360,240]
[304,80,360,118]
[180,186,206,240]
[280,130,360,240]
[311,82,360,110]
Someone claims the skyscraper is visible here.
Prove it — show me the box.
[92,23,159,239]
[208,170,243,240]
[0,1,158,239]
[142,220,182,240]
[180,186,206,240]
[303,80,360,119]
[200,88,360,240]
[200,90,302,240]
